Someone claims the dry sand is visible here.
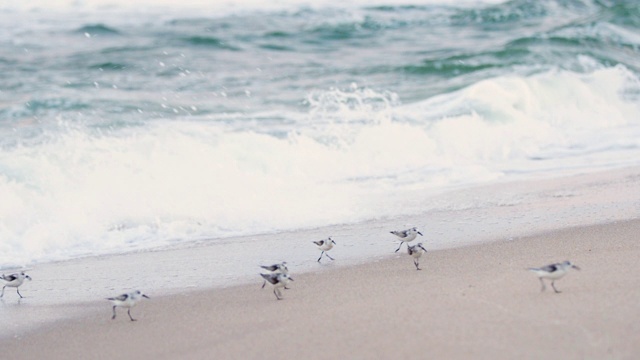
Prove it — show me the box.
[3,218,640,359]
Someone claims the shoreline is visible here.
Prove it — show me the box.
[4,164,639,272]
[1,166,639,352]
[4,218,640,359]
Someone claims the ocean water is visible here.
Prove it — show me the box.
[1,0,639,267]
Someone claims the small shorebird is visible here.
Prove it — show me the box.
[313,236,336,262]
[528,261,581,293]
[260,262,289,289]
[407,243,428,270]
[107,290,150,321]
[260,273,294,300]
[1,272,32,299]
[390,227,423,252]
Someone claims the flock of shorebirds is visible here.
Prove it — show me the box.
[1,226,580,321]
[255,226,580,301]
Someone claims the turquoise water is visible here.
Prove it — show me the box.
[1,0,639,266]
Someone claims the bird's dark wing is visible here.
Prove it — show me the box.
[260,273,279,285]
[260,264,278,272]
[108,293,129,301]
[2,274,18,282]
[312,240,325,246]
[539,264,559,273]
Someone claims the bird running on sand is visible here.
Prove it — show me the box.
[390,227,423,252]
[260,273,294,300]
[107,290,150,321]
[407,243,428,270]
[528,261,581,293]
[313,236,336,262]
[260,262,289,289]
[1,272,32,299]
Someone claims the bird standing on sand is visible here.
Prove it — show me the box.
[313,236,336,262]
[107,290,150,321]
[528,261,580,293]
[390,227,423,252]
[260,273,294,300]
[407,243,428,270]
[1,272,32,298]
[260,262,289,289]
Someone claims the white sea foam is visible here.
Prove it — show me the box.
[413,65,640,171]
[1,65,639,266]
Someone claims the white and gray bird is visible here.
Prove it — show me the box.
[528,261,581,293]
[260,273,294,300]
[1,272,32,299]
[390,227,423,252]
[106,290,150,321]
[407,243,428,270]
[313,237,336,262]
[260,262,289,289]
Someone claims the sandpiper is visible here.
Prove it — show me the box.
[528,261,580,293]
[260,273,294,300]
[407,243,428,270]
[107,290,150,321]
[1,272,32,299]
[390,227,423,252]
[313,236,336,262]
[260,262,289,289]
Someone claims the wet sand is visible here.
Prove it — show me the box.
[2,167,640,359]
[3,218,640,359]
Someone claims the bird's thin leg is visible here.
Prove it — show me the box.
[539,278,546,292]
[325,253,334,261]
[261,280,266,289]
[395,242,404,253]
[551,281,561,293]
[112,306,117,320]
[1,285,5,298]
[317,251,324,262]
[274,289,281,300]
[16,288,23,298]
[414,260,421,270]
[128,309,137,321]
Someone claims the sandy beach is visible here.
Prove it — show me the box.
[2,187,640,358]
[0,168,640,359]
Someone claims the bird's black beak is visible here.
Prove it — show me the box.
[27,276,32,280]
[418,232,423,236]
[142,294,150,299]
[572,265,581,271]
[289,278,294,281]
